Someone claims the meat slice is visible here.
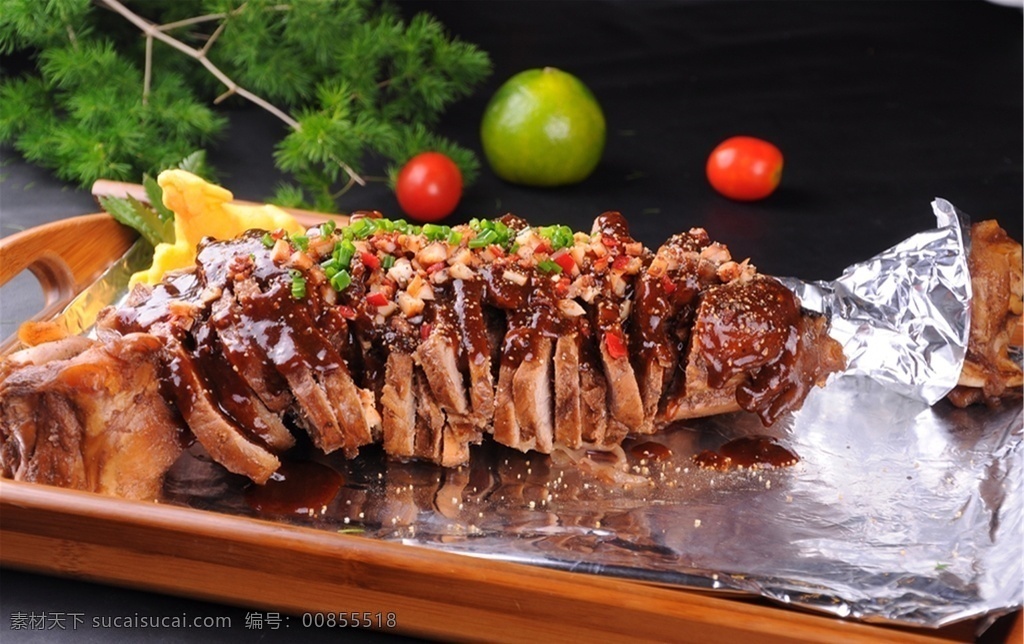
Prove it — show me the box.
[381,351,416,457]
[415,310,470,417]
[413,370,444,461]
[579,349,609,445]
[599,329,644,445]
[492,358,520,449]
[0,334,185,500]
[0,336,93,379]
[553,334,583,448]
[192,325,294,452]
[209,294,293,414]
[231,278,343,447]
[452,279,495,428]
[491,308,555,453]
[163,338,281,484]
[416,296,480,462]
[512,336,555,453]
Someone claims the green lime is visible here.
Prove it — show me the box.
[480,67,606,187]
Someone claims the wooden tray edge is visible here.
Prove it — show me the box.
[0,479,971,644]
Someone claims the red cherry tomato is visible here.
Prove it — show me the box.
[706,136,784,201]
[395,152,463,222]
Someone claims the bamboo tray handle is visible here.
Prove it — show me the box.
[0,214,137,301]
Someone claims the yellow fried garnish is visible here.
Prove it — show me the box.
[131,170,305,285]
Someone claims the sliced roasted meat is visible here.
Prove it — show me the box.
[381,351,417,457]
[416,301,471,422]
[208,292,293,414]
[1,208,852,489]
[0,334,185,500]
[193,325,294,453]
[413,370,445,462]
[660,275,844,426]
[233,268,375,458]
[162,337,281,484]
[452,278,496,429]
[579,345,610,445]
[512,335,555,453]
[553,334,583,449]
[632,230,757,432]
[590,212,647,444]
[949,220,1023,406]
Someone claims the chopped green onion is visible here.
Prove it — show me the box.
[423,223,449,241]
[261,232,274,248]
[447,230,463,245]
[330,269,352,292]
[468,228,499,248]
[381,254,396,269]
[334,239,356,268]
[538,224,575,251]
[321,220,337,236]
[292,234,309,252]
[289,269,307,299]
[537,258,563,274]
[468,218,513,248]
[348,217,376,239]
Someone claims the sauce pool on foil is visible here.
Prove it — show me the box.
[245,460,343,517]
[693,435,799,470]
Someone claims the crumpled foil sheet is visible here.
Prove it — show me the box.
[54,200,1023,631]
[781,198,972,405]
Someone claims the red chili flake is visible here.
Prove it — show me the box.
[366,292,389,307]
[337,305,357,320]
[552,250,575,274]
[427,261,446,274]
[534,241,552,256]
[600,235,620,249]
[420,323,432,340]
[612,255,631,271]
[360,251,380,270]
[604,331,628,359]
[661,274,677,295]
[489,244,506,258]
[592,257,609,272]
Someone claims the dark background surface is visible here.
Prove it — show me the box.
[1,1,1022,642]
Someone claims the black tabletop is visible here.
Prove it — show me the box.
[1,1,1022,642]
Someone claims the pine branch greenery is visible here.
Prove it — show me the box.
[1,0,491,211]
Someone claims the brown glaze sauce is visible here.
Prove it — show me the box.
[693,435,799,471]
[245,460,343,517]
[594,211,632,240]
[629,441,672,462]
[484,262,578,365]
[695,277,801,390]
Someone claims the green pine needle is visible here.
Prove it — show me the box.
[2,0,491,212]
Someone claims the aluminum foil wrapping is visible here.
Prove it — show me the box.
[781,198,972,405]
[50,200,1024,631]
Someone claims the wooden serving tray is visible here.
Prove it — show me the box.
[0,212,1019,643]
